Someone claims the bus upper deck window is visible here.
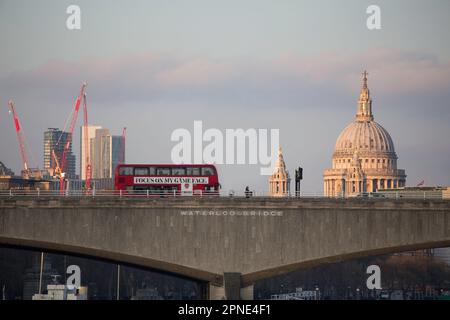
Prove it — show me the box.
[157,168,171,175]
[119,167,134,175]
[135,167,149,175]
[187,167,200,176]
[172,168,186,175]
[202,167,214,176]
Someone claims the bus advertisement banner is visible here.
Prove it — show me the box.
[133,177,209,185]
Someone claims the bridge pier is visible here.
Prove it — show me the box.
[208,273,254,300]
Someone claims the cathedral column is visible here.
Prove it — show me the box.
[327,180,330,197]
[332,180,335,196]
[330,180,333,197]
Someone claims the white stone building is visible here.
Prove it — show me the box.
[323,71,406,197]
[269,147,291,197]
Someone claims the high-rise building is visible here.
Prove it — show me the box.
[268,147,290,197]
[90,128,124,179]
[80,125,102,181]
[43,128,76,179]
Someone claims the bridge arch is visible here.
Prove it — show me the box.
[0,236,221,285]
[243,240,450,285]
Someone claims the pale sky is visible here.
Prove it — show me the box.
[1,0,449,193]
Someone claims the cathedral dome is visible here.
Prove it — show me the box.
[334,120,396,156]
[333,71,396,158]
[323,71,406,197]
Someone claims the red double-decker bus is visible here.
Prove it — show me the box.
[114,164,220,196]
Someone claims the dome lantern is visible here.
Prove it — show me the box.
[356,70,374,122]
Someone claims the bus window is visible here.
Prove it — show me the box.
[149,166,156,175]
[119,166,134,175]
[202,167,215,176]
[135,167,149,175]
[186,167,201,176]
[172,167,186,175]
[157,167,171,175]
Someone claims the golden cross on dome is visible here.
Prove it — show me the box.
[362,70,368,87]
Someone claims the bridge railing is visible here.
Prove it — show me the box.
[0,189,220,198]
[0,189,447,200]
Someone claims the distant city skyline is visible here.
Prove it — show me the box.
[1,0,449,193]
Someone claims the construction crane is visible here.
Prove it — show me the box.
[7,100,32,179]
[119,127,126,164]
[82,92,92,191]
[51,150,61,178]
[57,83,86,193]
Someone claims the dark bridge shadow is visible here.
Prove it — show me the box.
[0,238,212,299]
[2,236,450,289]
[242,240,450,286]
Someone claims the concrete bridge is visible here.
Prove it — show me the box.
[1,197,449,299]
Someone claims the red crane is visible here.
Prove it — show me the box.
[58,83,86,193]
[82,92,92,191]
[7,100,31,178]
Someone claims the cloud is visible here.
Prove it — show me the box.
[1,48,449,109]
[271,48,450,94]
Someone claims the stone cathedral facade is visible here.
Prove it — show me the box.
[323,71,406,197]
